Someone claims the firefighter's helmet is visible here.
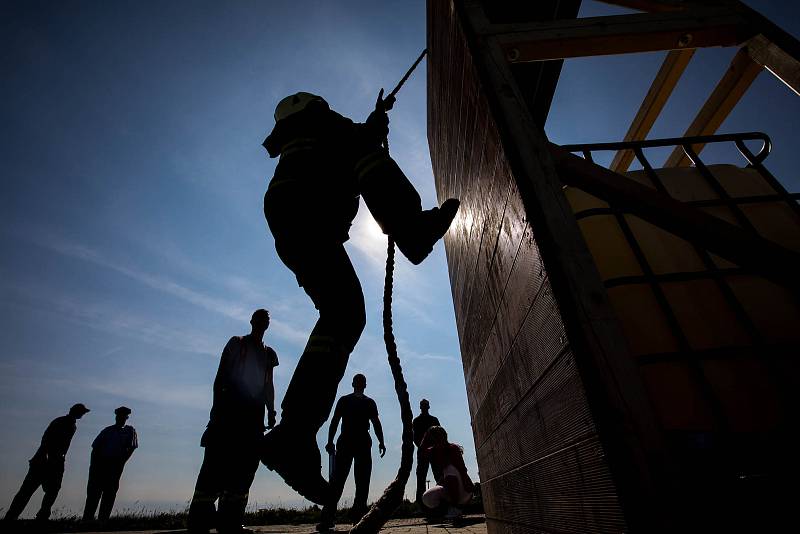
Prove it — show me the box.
[274,92,327,122]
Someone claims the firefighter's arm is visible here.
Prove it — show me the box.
[364,89,391,141]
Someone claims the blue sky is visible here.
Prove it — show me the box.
[1,0,798,518]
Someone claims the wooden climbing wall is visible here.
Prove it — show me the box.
[427,2,627,532]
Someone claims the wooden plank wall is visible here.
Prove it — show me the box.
[427,2,626,532]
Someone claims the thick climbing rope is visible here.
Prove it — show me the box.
[350,49,427,534]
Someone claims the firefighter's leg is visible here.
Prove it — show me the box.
[188,447,222,534]
[4,464,43,520]
[218,442,259,534]
[356,148,459,265]
[261,240,365,505]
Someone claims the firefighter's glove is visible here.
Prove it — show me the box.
[366,108,389,140]
[267,409,277,430]
[379,442,386,458]
[325,442,336,455]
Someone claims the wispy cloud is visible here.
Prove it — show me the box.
[44,239,252,322]
[2,282,219,356]
[29,234,310,348]
[84,379,210,410]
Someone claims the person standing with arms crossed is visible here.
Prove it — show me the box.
[317,374,385,531]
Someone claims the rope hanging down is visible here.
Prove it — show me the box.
[350,49,427,534]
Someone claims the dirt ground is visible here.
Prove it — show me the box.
[67,515,487,534]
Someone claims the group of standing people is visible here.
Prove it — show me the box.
[5,89,465,533]
[186,309,474,534]
[4,404,138,523]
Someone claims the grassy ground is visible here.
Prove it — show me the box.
[4,498,484,533]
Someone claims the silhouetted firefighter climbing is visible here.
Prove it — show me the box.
[261,71,458,503]
[317,374,386,531]
[188,309,278,534]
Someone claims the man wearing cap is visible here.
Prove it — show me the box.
[260,91,459,503]
[4,403,90,521]
[188,309,278,534]
[412,399,441,508]
[82,406,138,521]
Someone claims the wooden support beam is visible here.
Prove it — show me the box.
[490,9,753,62]
[610,49,694,173]
[460,3,678,530]
[746,34,800,96]
[598,0,736,13]
[736,2,800,96]
[664,47,762,167]
[550,142,800,292]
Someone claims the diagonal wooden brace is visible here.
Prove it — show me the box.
[549,142,800,292]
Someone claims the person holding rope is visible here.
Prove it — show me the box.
[260,88,458,504]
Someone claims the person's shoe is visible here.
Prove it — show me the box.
[395,198,460,265]
[444,506,464,520]
[316,518,335,532]
[260,424,329,505]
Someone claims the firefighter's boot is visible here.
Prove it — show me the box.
[357,149,459,265]
[260,338,349,505]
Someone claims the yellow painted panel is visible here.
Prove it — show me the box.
[702,357,782,433]
[641,362,715,431]
[661,280,752,350]
[726,276,800,343]
[564,185,608,212]
[577,215,642,280]
[607,284,679,356]
[625,215,706,274]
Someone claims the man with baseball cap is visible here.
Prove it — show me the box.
[83,406,138,521]
[4,403,90,521]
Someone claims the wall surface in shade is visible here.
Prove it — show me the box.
[426,2,626,532]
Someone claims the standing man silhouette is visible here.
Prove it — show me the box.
[412,399,440,507]
[317,374,385,531]
[4,403,90,521]
[83,406,138,521]
[188,309,278,534]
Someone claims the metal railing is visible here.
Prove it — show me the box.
[557,132,800,432]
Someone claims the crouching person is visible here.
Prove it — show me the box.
[420,426,474,520]
[188,309,278,534]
